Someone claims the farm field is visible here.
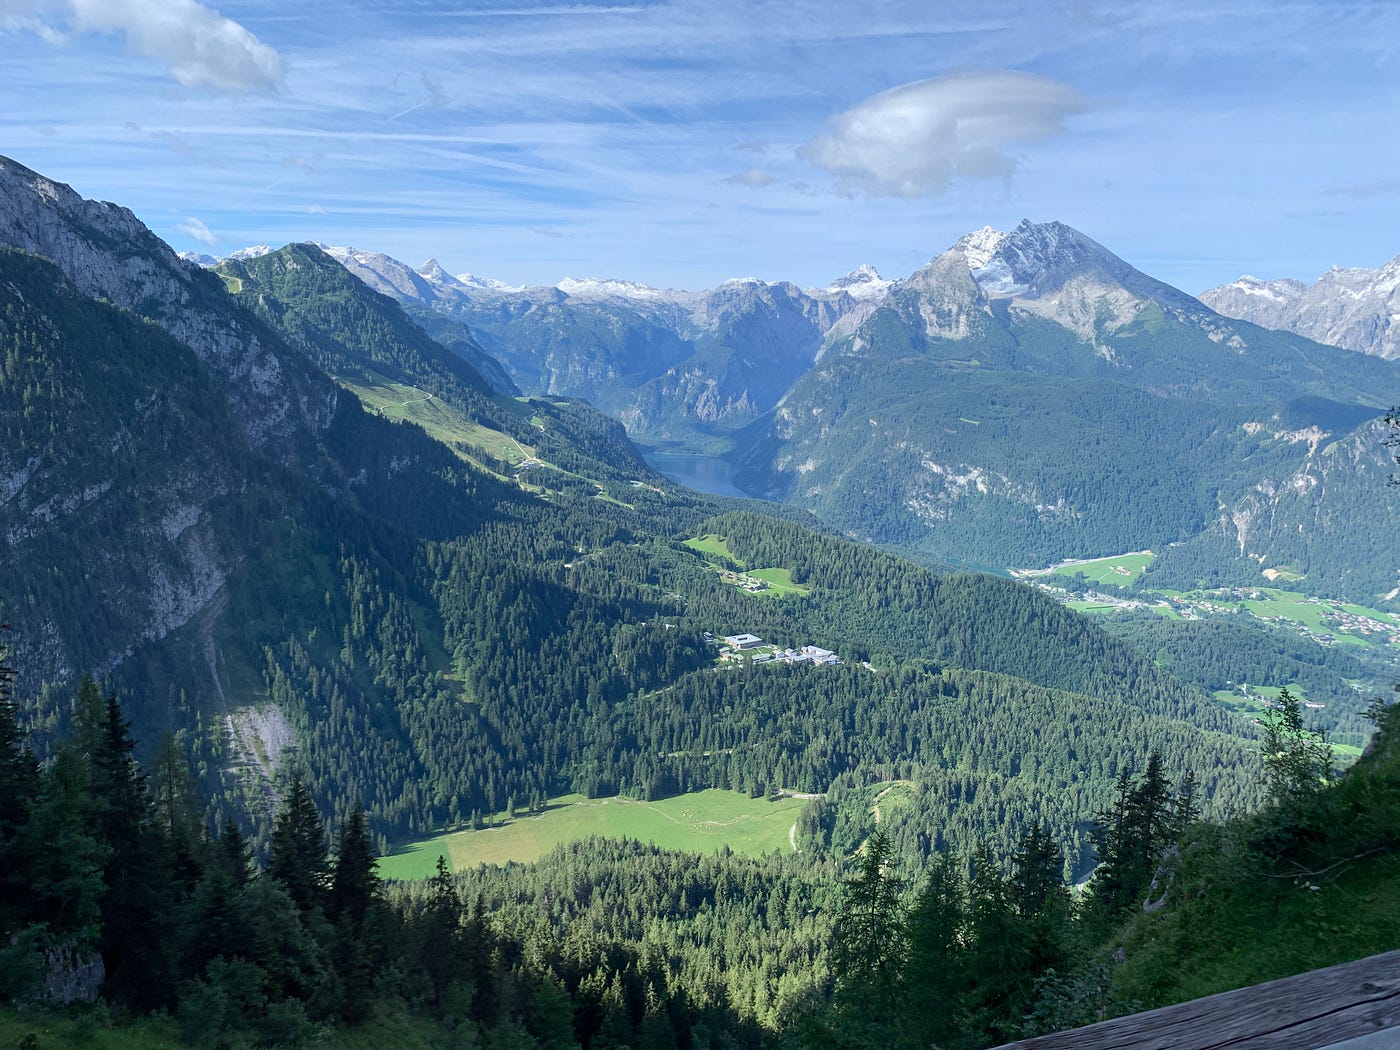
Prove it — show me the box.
[1048,550,1157,585]
[1031,550,1400,656]
[377,789,810,879]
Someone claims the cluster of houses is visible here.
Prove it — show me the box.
[1313,600,1400,646]
[715,569,771,593]
[712,633,842,666]
[1235,683,1326,710]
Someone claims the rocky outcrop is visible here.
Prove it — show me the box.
[1201,259,1400,360]
[0,155,339,462]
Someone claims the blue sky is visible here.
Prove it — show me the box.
[3,0,1399,292]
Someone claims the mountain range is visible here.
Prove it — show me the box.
[221,220,1400,603]
[1200,254,1400,361]
[3,153,1278,876]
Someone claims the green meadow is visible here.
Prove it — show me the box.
[684,533,738,562]
[684,534,812,597]
[1050,551,1157,586]
[377,789,810,879]
[744,567,811,597]
[337,369,529,468]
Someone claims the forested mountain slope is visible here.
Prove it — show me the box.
[733,223,1400,600]
[304,219,1400,604]
[0,155,1264,874]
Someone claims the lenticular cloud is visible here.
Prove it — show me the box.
[801,71,1088,198]
[5,0,286,92]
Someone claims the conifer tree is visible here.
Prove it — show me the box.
[269,773,329,917]
[329,803,381,1021]
[902,851,968,1045]
[80,684,174,1011]
[0,631,38,934]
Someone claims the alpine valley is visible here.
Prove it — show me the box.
[3,153,1400,1049]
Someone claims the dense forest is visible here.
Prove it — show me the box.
[0,671,774,1048]
[3,163,1396,1050]
[5,654,1392,1050]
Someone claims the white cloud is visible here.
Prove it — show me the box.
[67,0,285,92]
[177,216,218,245]
[723,169,775,190]
[800,70,1088,198]
[0,0,64,42]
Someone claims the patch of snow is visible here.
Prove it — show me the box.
[820,264,894,301]
[950,225,1007,270]
[557,276,697,303]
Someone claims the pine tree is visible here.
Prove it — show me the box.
[0,629,39,936]
[81,685,174,1011]
[269,773,329,917]
[902,850,968,1045]
[419,855,461,1007]
[329,804,381,1021]
[833,827,907,990]
[1009,825,1072,982]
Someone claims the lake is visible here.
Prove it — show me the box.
[644,452,753,499]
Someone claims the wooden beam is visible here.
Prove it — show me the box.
[990,950,1400,1050]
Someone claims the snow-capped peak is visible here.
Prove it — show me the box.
[418,258,457,285]
[228,244,274,262]
[950,226,1006,270]
[825,264,893,301]
[1220,275,1307,303]
[557,276,694,302]
[452,272,524,293]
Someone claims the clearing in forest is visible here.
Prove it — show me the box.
[376,789,809,878]
[684,534,812,598]
[1047,550,1157,586]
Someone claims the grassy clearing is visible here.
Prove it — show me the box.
[685,535,810,599]
[337,370,527,467]
[745,567,811,597]
[377,835,456,881]
[1049,551,1157,586]
[1066,601,1119,613]
[685,534,740,564]
[380,790,809,878]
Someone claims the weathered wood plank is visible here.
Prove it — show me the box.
[990,949,1400,1050]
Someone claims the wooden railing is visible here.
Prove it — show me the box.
[990,949,1400,1049]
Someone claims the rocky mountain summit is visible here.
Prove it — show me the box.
[1201,256,1400,360]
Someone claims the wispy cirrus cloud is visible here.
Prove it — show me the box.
[723,169,775,190]
[3,0,285,92]
[801,70,1088,198]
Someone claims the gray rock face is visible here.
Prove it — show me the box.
[0,155,361,691]
[0,155,339,460]
[1201,259,1400,360]
[323,246,880,440]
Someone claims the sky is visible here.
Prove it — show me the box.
[3,0,1400,293]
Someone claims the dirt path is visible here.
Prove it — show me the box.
[870,781,911,825]
[789,821,798,853]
